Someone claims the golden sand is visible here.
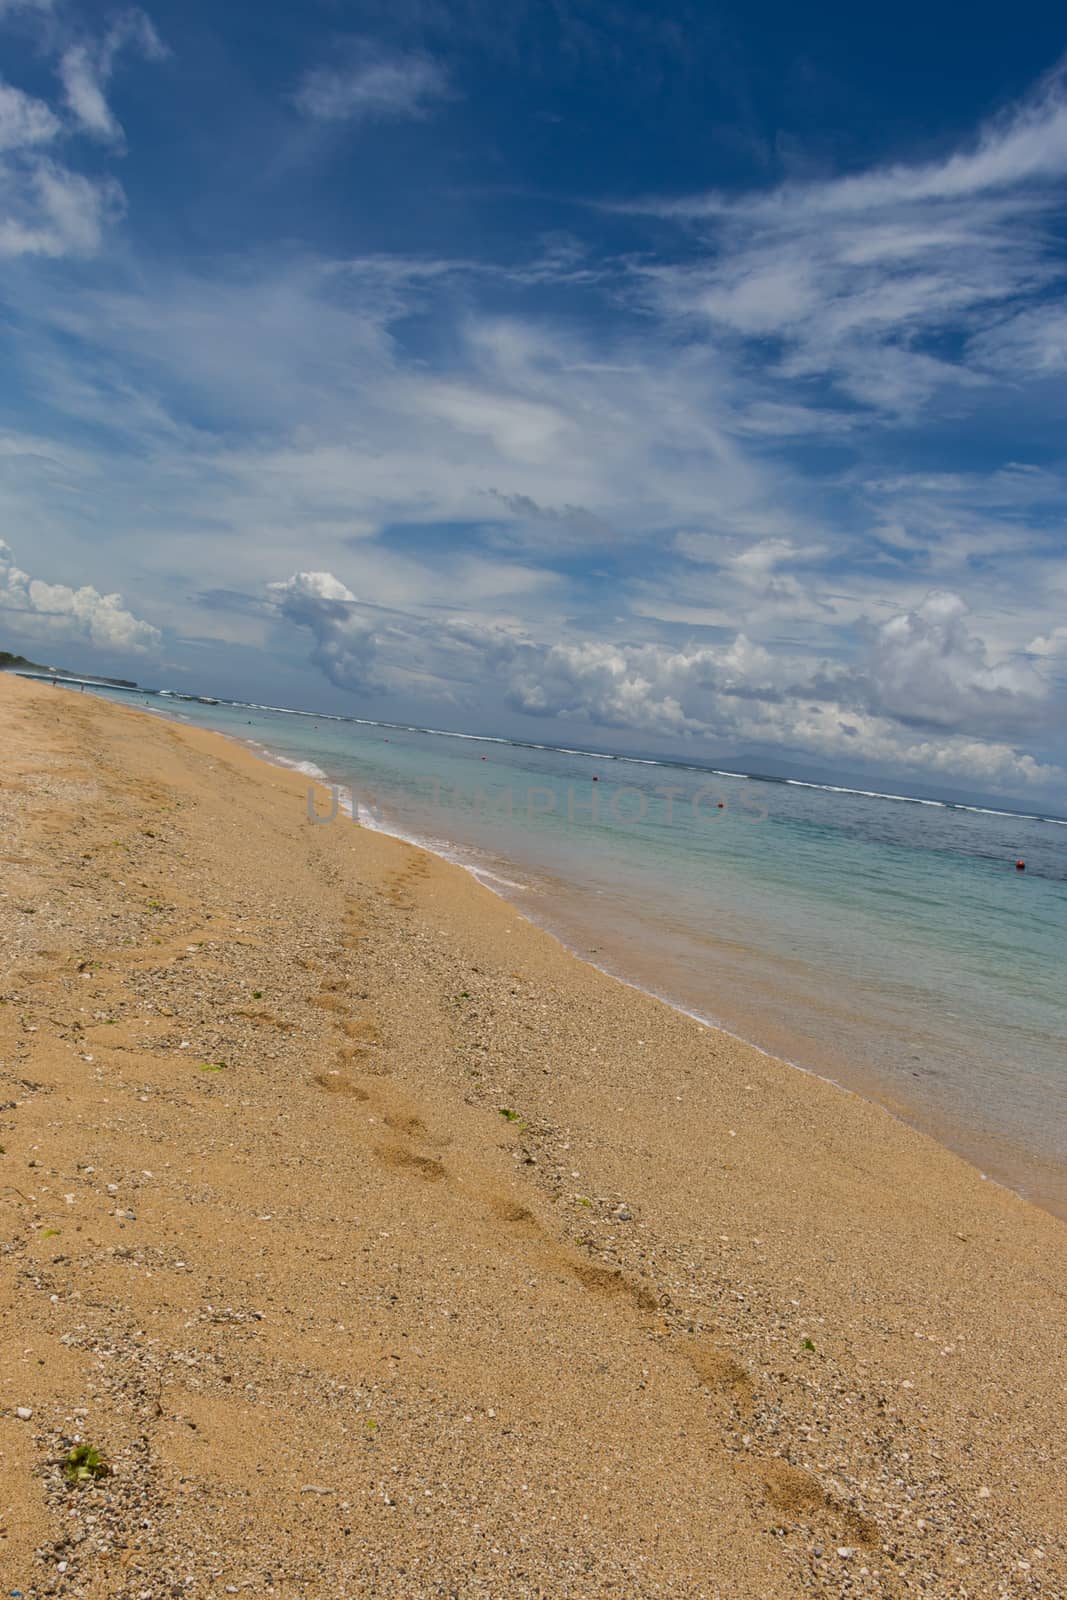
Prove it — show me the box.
[0,672,1064,1598]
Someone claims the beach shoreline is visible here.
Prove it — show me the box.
[200,700,1067,1222]
[1,671,1064,1598]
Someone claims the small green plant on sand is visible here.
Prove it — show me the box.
[801,1338,815,1352]
[252,990,263,999]
[498,1107,521,1123]
[63,1444,109,1484]
[198,1061,226,1073]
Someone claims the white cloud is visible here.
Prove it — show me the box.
[866,591,1049,737]
[0,11,162,256]
[294,48,448,125]
[416,382,568,464]
[473,617,1057,784]
[1027,626,1067,657]
[0,81,59,151]
[633,65,1067,416]
[0,159,122,256]
[971,305,1067,375]
[37,160,121,248]
[728,537,827,578]
[59,45,119,141]
[0,36,1064,792]
[654,62,1067,222]
[12,257,798,568]
[0,539,161,653]
[58,11,166,146]
[267,570,384,690]
[3,236,1062,787]
[263,566,1059,787]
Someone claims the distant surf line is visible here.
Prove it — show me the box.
[221,697,1067,828]
[96,683,1067,829]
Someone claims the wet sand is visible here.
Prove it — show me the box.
[1,671,1064,1598]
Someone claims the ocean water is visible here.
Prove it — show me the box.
[86,686,1067,1214]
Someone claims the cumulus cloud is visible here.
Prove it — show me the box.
[2,40,1065,793]
[0,539,161,653]
[480,618,1057,785]
[293,48,448,125]
[1027,625,1067,657]
[267,569,1059,787]
[267,570,384,690]
[866,590,1049,736]
[470,629,780,733]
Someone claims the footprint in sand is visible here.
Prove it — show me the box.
[307,1052,451,1181]
[336,1044,390,1076]
[312,992,349,1013]
[340,1017,382,1045]
[311,977,351,1013]
[748,1457,877,1546]
[383,1111,452,1150]
[234,1008,294,1031]
[336,1015,388,1074]
[488,1196,541,1228]
[685,1338,755,1408]
[383,860,428,910]
[310,1071,369,1100]
[569,1261,658,1313]
[375,1144,447,1182]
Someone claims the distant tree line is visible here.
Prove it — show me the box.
[0,649,138,688]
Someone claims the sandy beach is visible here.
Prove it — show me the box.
[1,670,1064,1599]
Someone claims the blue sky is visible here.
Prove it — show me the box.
[2,0,1067,802]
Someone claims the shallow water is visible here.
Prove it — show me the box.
[90,688,1067,1214]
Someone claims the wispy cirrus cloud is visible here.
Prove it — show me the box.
[58,9,166,145]
[0,6,164,255]
[3,10,1067,795]
[0,81,60,150]
[0,137,124,258]
[5,233,1066,786]
[293,45,449,125]
[628,62,1067,417]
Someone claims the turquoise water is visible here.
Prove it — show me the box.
[93,687,1067,1213]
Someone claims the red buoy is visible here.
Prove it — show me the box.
[592,774,599,781]
[1016,859,1026,871]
